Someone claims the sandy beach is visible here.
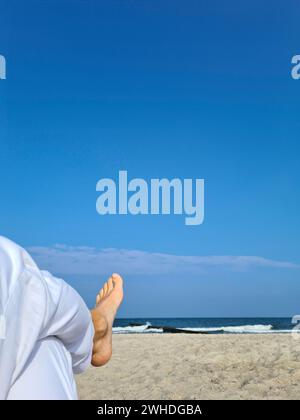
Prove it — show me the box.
[76,333,300,400]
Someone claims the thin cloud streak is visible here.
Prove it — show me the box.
[27,245,300,276]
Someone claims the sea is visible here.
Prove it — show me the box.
[113,317,297,334]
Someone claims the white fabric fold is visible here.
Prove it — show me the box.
[0,236,93,400]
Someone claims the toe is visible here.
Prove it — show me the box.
[103,281,109,297]
[107,277,114,295]
[112,273,123,288]
[96,293,101,305]
[99,288,105,300]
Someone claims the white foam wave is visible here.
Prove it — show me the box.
[182,324,273,333]
[113,325,164,334]
[112,323,296,334]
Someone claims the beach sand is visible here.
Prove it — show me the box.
[76,334,300,400]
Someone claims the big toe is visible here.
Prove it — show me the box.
[112,273,123,288]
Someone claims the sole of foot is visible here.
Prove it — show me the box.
[91,273,124,367]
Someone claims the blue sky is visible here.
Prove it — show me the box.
[0,0,299,316]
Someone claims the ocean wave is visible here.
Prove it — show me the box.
[181,324,274,333]
[113,325,164,334]
[112,323,285,334]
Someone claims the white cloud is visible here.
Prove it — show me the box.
[27,245,300,276]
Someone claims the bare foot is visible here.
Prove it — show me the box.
[90,273,123,367]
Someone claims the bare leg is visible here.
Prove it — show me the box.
[90,274,123,367]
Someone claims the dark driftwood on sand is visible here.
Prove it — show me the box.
[129,323,214,334]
